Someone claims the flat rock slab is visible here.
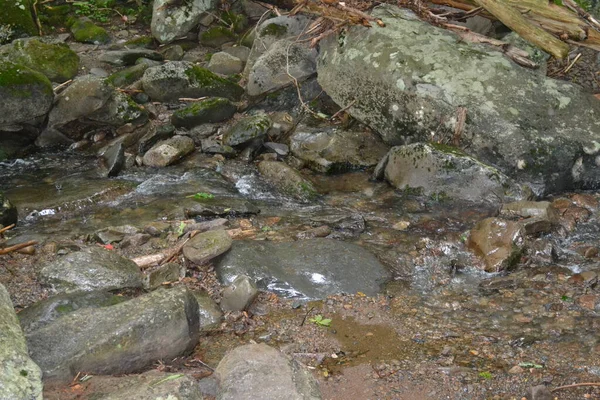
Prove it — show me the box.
[216,238,389,299]
[182,229,232,264]
[39,246,143,294]
[26,287,200,383]
[216,343,321,400]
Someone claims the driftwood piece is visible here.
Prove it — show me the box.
[474,0,570,58]
[131,253,166,269]
[0,241,38,255]
[130,230,199,269]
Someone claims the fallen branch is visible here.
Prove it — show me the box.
[0,224,15,235]
[563,0,600,31]
[0,241,38,255]
[551,382,600,392]
[53,79,72,93]
[179,97,208,102]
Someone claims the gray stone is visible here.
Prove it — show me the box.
[100,49,163,66]
[151,0,218,44]
[199,26,237,48]
[222,45,251,62]
[376,143,530,205]
[220,275,258,311]
[467,218,525,272]
[501,201,556,220]
[161,44,185,61]
[101,142,125,177]
[106,63,149,87]
[257,161,318,201]
[264,142,289,156]
[142,61,244,102]
[171,97,237,128]
[184,198,260,218]
[0,192,18,227]
[0,61,53,128]
[192,291,223,331]
[182,229,232,264]
[39,246,143,294]
[138,123,175,154]
[207,52,243,75]
[317,5,600,194]
[222,114,271,147]
[525,385,552,400]
[290,126,389,173]
[66,370,204,400]
[143,263,184,289]
[143,135,195,167]
[18,291,127,334]
[247,39,316,96]
[26,287,200,383]
[0,284,43,400]
[216,239,389,299]
[216,343,321,400]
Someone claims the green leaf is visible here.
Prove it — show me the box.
[309,315,332,327]
[177,221,186,237]
[319,318,332,327]
[186,192,214,200]
[150,373,185,387]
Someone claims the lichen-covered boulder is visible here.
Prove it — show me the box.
[151,0,218,44]
[142,61,244,102]
[0,37,79,83]
[70,17,110,44]
[0,0,37,42]
[0,283,43,400]
[317,5,600,195]
[222,113,271,147]
[171,97,236,128]
[0,60,53,127]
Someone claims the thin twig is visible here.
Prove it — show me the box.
[53,79,72,93]
[330,99,356,121]
[563,52,582,74]
[551,382,600,392]
[179,97,208,102]
[300,306,315,326]
[0,224,15,235]
[0,241,37,255]
[32,0,43,36]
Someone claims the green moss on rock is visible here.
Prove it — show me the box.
[184,65,244,100]
[107,63,148,87]
[260,23,287,38]
[6,38,79,83]
[0,0,37,42]
[124,36,154,49]
[171,97,236,128]
[70,17,109,44]
[0,60,52,97]
[199,26,237,48]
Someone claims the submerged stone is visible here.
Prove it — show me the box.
[467,217,525,272]
[257,160,318,201]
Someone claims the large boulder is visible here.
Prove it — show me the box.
[141,61,244,102]
[26,286,200,383]
[290,126,389,173]
[317,5,600,195]
[151,0,217,44]
[0,37,79,83]
[0,284,43,400]
[375,143,530,205]
[0,0,37,41]
[38,246,143,294]
[216,343,321,400]
[216,239,389,299]
[0,61,53,127]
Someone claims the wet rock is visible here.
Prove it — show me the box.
[200,138,237,157]
[171,97,236,128]
[101,141,125,177]
[467,218,525,272]
[290,126,389,173]
[296,225,331,240]
[216,343,321,400]
[138,123,174,154]
[222,113,271,147]
[0,0,37,39]
[142,135,195,167]
[525,385,552,400]
[141,61,244,102]
[264,142,289,157]
[258,160,318,201]
[161,44,184,61]
[377,143,529,205]
[94,225,139,245]
[199,26,237,48]
[18,291,127,333]
[106,63,149,87]
[519,217,552,235]
[192,290,223,330]
[63,370,204,400]
[220,275,258,311]
[151,0,217,44]
[184,198,260,218]
[71,17,110,44]
[0,61,53,128]
[571,193,598,211]
[143,262,184,289]
[26,286,200,383]
[182,229,232,264]
[39,246,143,294]
[223,45,251,62]
[216,239,389,299]
[100,49,163,66]
[0,283,43,400]
[183,218,229,234]
[309,212,365,238]
[247,39,316,96]
[317,5,600,194]
[0,37,79,83]
[207,51,243,75]
[0,192,18,227]
[526,239,556,264]
[501,201,557,220]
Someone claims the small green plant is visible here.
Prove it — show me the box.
[261,226,272,232]
[72,0,112,23]
[309,315,332,327]
[561,295,573,302]
[478,371,493,380]
[177,221,186,237]
[186,192,214,200]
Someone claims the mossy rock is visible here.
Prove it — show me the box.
[221,11,248,33]
[106,63,148,87]
[123,36,155,49]
[199,26,237,48]
[257,160,318,202]
[3,38,79,83]
[70,17,110,44]
[260,23,288,38]
[0,60,53,125]
[0,0,37,43]
[38,4,71,29]
[184,65,245,101]
[222,113,271,147]
[171,97,236,128]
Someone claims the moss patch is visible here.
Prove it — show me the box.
[199,26,237,48]
[260,23,288,38]
[70,18,109,44]
[184,65,244,100]
[7,38,79,83]
[0,0,37,41]
[0,60,52,97]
